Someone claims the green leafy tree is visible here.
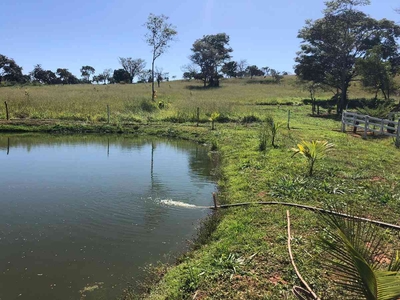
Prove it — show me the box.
[113,69,131,83]
[30,64,58,84]
[144,14,177,100]
[357,46,398,99]
[118,58,146,83]
[190,33,233,87]
[80,65,95,83]
[246,65,264,78]
[221,61,238,78]
[0,54,25,84]
[56,68,78,84]
[295,0,400,114]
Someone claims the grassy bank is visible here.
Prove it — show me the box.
[1,77,400,299]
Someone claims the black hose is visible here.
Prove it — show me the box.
[209,201,400,230]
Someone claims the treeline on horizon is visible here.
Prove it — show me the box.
[0,54,287,86]
[1,0,400,113]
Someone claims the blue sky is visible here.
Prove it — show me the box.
[1,0,399,80]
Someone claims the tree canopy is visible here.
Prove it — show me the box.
[0,54,25,84]
[118,57,146,83]
[295,0,400,113]
[80,66,95,83]
[113,68,131,83]
[189,33,233,87]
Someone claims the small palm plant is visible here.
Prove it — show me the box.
[291,140,334,176]
[209,112,220,130]
[266,116,283,148]
[318,208,400,300]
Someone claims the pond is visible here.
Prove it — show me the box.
[0,134,216,300]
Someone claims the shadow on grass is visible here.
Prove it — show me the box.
[309,113,342,121]
[342,130,396,140]
[245,79,277,85]
[185,85,222,90]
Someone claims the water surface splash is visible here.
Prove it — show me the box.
[160,199,204,208]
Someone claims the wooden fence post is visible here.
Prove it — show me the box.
[196,107,200,127]
[4,101,9,120]
[396,120,400,148]
[341,111,346,132]
[212,192,218,209]
[352,113,357,133]
[363,116,369,139]
[107,105,110,124]
[287,110,291,130]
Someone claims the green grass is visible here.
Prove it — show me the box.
[0,76,375,123]
[1,77,400,299]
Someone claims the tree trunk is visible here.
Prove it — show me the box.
[382,89,387,100]
[338,84,348,115]
[151,58,155,101]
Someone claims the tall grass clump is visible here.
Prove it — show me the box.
[266,116,283,148]
[258,124,269,152]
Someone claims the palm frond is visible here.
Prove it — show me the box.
[291,140,334,176]
[376,271,400,300]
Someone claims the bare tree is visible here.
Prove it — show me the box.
[181,63,199,80]
[237,59,248,78]
[144,14,177,100]
[102,69,113,84]
[118,57,146,83]
[155,67,169,87]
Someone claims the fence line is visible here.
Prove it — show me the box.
[341,111,400,147]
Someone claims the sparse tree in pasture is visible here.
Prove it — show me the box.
[137,69,152,83]
[236,59,248,78]
[118,58,146,83]
[262,66,270,76]
[93,74,106,84]
[80,65,95,83]
[295,0,400,114]
[102,69,113,84]
[181,64,199,80]
[246,65,264,78]
[154,67,168,87]
[92,75,99,84]
[190,33,233,87]
[270,69,283,83]
[144,13,177,100]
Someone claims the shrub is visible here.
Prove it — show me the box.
[241,115,260,124]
